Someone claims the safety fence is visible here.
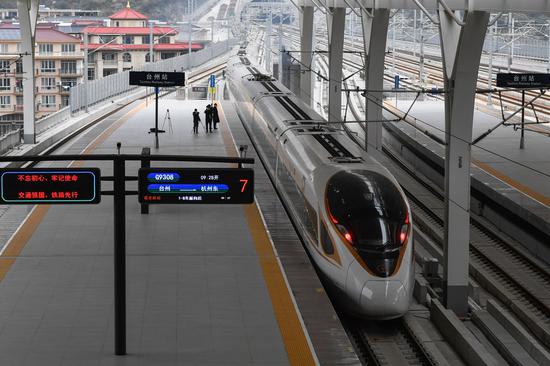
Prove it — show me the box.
[35,106,71,135]
[69,39,236,114]
[384,11,550,64]
[0,128,21,155]
[0,122,20,137]
[0,39,236,155]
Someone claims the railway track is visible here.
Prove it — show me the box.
[188,63,226,82]
[341,37,550,131]
[312,51,443,366]
[241,38,444,365]
[260,25,550,356]
[284,28,550,136]
[252,24,550,362]
[332,39,550,354]
[341,52,550,350]
[346,317,438,366]
[390,54,550,118]
[340,46,550,345]
[381,144,550,349]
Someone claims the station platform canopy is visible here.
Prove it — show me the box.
[294,0,550,12]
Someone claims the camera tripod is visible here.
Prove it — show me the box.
[161,109,173,134]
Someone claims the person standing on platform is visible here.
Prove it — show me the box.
[192,108,200,135]
[212,103,220,130]
[204,104,213,133]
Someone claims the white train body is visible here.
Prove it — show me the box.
[227,54,414,319]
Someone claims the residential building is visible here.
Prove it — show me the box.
[0,26,84,121]
[0,5,101,20]
[84,3,202,79]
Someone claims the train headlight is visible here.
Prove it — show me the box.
[336,224,353,244]
[398,214,410,245]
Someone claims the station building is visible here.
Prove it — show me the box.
[83,3,203,79]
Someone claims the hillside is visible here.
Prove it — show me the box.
[0,0,196,22]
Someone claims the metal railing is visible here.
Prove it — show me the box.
[0,127,21,155]
[0,40,237,155]
[0,122,21,136]
[69,39,237,114]
[60,68,82,75]
[35,106,71,135]
[102,60,119,66]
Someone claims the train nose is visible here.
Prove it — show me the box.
[360,280,409,319]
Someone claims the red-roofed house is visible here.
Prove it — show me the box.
[84,2,202,79]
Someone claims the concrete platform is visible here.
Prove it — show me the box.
[381,99,550,261]
[386,99,550,202]
[0,98,342,365]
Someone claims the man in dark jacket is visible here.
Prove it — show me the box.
[212,103,220,130]
[204,105,213,133]
[192,109,200,134]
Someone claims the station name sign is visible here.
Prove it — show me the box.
[129,71,186,87]
[496,73,550,89]
[138,168,254,204]
[0,168,101,204]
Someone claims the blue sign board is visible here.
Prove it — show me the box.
[209,74,216,88]
[394,75,400,90]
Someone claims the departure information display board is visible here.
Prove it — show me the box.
[0,168,101,204]
[138,168,254,204]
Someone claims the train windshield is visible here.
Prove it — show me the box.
[326,170,409,276]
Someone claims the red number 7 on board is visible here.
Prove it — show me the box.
[239,179,248,193]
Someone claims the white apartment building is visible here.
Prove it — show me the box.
[0,25,84,121]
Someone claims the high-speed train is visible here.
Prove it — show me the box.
[227,52,414,319]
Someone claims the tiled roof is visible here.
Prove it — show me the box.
[0,22,19,29]
[37,28,81,42]
[84,26,178,36]
[0,27,80,42]
[86,42,203,51]
[109,8,148,20]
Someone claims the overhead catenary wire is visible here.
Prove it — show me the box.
[286,0,304,13]
[253,14,550,182]
[412,0,439,25]
[360,89,550,180]
[341,0,360,17]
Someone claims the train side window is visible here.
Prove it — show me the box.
[320,224,334,255]
[304,198,318,241]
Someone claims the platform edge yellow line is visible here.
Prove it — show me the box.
[0,100,146,281]
[217,101,318,366]
[472,158,550,208]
